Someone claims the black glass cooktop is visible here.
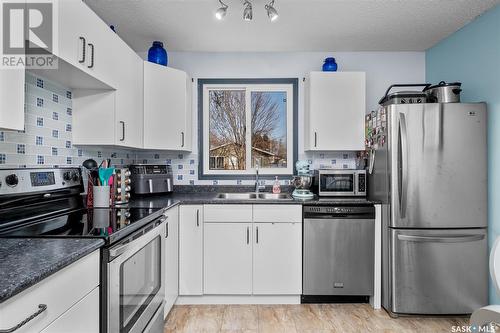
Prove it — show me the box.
[0,207,163,244]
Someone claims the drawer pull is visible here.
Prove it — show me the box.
[0,304,47,333]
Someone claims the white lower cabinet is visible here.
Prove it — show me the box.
[164,205,179,317]
[0,250,99,333]
[179,205,204,295]
[204,223,253,294]
[39,287,99,333]
[194,204,302,297]
[253,223,302,294]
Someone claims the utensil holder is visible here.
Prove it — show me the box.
[93,186,110,208]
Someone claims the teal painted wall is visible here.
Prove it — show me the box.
[426,4,500,304]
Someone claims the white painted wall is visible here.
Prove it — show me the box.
[137,51,425,182]
[139,51,425,112]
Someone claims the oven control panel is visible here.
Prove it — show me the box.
[0,168,82,195]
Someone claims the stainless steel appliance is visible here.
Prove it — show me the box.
[316,169,366,197]
[0,167,167,333]
[302,205,375,302]
[424,81,462,103]
[129,164,173,195]
[368,102,488,316]
[107,218,165,333]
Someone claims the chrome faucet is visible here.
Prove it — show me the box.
[254,160,266,193]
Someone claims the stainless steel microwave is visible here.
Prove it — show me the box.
[317,169,367,197]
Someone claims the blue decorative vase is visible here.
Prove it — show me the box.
[322,57,338,72]
[148,41,168,66]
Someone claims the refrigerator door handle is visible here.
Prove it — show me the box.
[399,113,408,219]
[397,234,485,243]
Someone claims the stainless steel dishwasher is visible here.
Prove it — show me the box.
[302,205,375,303]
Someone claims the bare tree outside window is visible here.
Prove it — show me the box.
[251,91,287,168]
[209,90,246,170]
[208,89,288,171]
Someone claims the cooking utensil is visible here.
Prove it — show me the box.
[99,168,114,186]
[424,81,462,103]
[82,159,97,170]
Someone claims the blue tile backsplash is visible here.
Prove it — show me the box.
[0,73,360,186]
[0,73,135,168]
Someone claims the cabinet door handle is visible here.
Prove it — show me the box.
[119,121,125,141]
[314,132,318,147]
[0,304,47,333]
[87,43,95,68]
[78,37,86,63]
[246,226,249,244]
[181,132,185,147]
[256,226,259,244]
[196,209,200,227]
[165,221,169,238]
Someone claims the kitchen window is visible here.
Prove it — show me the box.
[198,79,298,179]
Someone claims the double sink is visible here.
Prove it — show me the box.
[216,192,293,201]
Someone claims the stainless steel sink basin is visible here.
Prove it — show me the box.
[215,192,293,200]
[257,193,293,200]
[215,193,258,200]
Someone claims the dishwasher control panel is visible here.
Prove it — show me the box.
[304,205,374,217]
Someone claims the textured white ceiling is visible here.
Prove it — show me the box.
[84,0,499,52]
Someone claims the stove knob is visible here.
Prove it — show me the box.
[72,172,80,182]
[63,171,71,181]
[5,174,18,187]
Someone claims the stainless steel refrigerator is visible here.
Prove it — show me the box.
[368,102,488,316]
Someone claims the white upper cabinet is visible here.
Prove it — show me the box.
[68,0,144,148]
[58,0,117,88]
[143,62,192,151]
[305,71,366,151]
[110,38,144,149]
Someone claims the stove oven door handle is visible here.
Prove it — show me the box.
[109,218,165,259]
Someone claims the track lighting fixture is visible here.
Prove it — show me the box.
[265,0,278,21]
[215,0,228,20]
[243,0,253,21]
[214,0,278,22]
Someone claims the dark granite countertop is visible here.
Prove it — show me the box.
[0,238,104,303]
[128,188,380,209]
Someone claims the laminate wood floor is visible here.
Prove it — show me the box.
[164,304,471,333]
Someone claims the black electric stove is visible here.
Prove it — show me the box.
[0,167,163,245]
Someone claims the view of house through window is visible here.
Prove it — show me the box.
[202,80,295,177]
[209,89,247,170]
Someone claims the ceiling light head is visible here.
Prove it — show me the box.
[265,0,278,21]
[215,0,228,20]
[243,0,253,21]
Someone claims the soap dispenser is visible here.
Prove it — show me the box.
[272,176,281,194]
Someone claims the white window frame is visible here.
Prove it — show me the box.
[202,83,294,176]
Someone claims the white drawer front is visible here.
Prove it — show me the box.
[40,287,99,333]
[253,205,302,223]
[0,250,100,333]
[204,204,253,223]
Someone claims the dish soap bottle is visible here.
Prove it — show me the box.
[272,176,281,194]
